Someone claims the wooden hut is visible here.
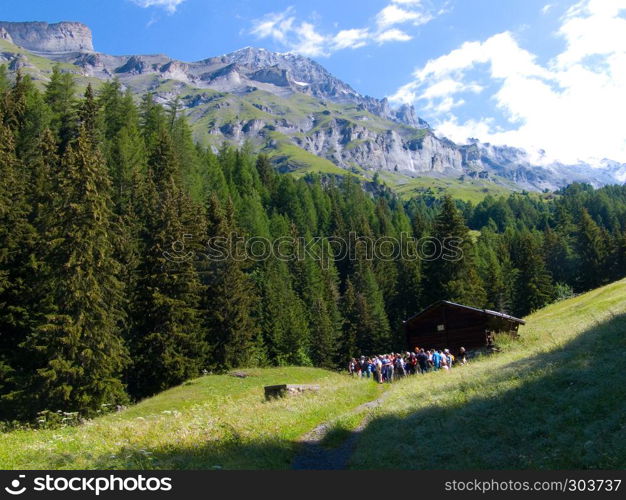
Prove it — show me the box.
[404,300,525,352]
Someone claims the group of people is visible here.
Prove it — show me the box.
[347,347,468,383]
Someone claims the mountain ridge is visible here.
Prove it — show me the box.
[0,20,624,193]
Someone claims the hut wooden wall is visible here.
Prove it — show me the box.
[404,303,519,353]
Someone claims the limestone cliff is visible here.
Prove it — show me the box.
[0,21,93,53]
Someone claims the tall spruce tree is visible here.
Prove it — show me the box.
[512,232,555,316]
[290,236,342,367]
[257,257,310,366]
[19,89,129,416]
[44,65,77,152]
[0,127,60,419]
[340,278,359,361]
[576,208,608,290]
[423,196,486,307]
[128,128,208,398]
[343,257,391,355]
[203,194,263,369]
[0,121,30,417]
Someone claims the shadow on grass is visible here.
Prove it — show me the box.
[349,311,626,469]
[90,437,296,470]
[86,312,626,470]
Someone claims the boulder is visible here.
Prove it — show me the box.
[264,384,320,400]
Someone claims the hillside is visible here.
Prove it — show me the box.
[2,279,625,470]
[0,368,382,470]
[1,21,625,195]
[349,278,626,469]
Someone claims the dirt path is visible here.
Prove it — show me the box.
[291,390,391,470]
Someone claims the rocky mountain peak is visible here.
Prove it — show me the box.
[223,47,360,98]
[3,20,622,191]
[0,27,13,43]
[218,47,425,127]
[0,21,93,53]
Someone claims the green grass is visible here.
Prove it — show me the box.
[0,39,109,93]
[264,131,365,179]
[0,367,379,470]
[2,280,625,470]
[380,171,518,203]
[349,278,626,469]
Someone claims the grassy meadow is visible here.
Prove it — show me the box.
[1,279,625,470]
[0,367,380,470]
[349,278,626,469]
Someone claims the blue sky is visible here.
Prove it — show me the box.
[3,0,626,164]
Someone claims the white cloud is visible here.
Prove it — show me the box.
[542,4,553,14]
[250,9,294,43]
[250,8,328,56]
[291,22,328,57]
[130,0,186,14]
[250,1,442,57]
[375,28,413,43]
[333,28,371,50]
[418,79,483,99]
[390,0,626,164]
[376,5,421,28]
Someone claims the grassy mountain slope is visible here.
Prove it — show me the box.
[349,278,626,469]
[379,171,518,203]
[2,280,624,470]
[0,38,520,202]
[0,368,381,470]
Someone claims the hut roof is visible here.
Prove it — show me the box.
[404,300,526,325]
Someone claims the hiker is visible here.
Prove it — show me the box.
[458,347,467,365]
[432,349,442,370]
[440,350,449,371]
[417,348,428,373]
[381,355,390,382]
[348,345,470,381]
[375,356,383,383]
[388,355,395,382]
[363,358,372,378]
[444,348,453,370]
[355,357,363,377]
[409,352,418,375]
[395,355,406,378]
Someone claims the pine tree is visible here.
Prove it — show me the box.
[44,65,77,152]
[203,194,263,369]
[0,65,9,93]
[139,93,166,144]
[255,153,276,198]
[512,232,555,316]
[107,105,146,215]
[20,114,129,416]
[423,196,486,307]
[128,129,208,398]
[543,225,575,285]
[0,121,29,416]
[257,257,310,366]
[4,72,50,162]
[340,278,359,361]
[291,237,342,367]
[615,231,626,279]
[344,257,391,355]
[576,208,608,290]
[388,238,422,348]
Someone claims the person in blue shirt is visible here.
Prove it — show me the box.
[432,350,442,370]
